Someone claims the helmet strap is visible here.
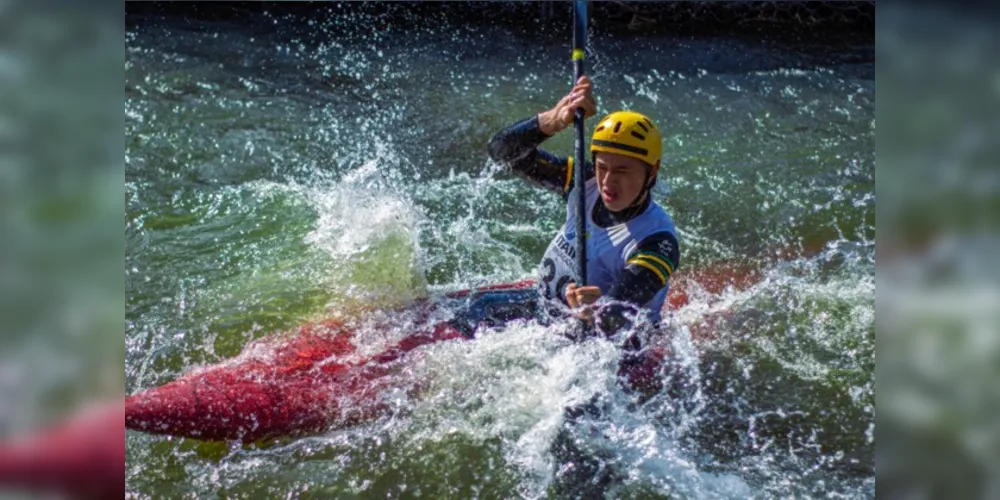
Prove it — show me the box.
[624,165,654,210]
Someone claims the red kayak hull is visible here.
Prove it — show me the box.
[125,259,776,443]
[126,321,466,442]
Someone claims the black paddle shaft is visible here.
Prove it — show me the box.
[572,1,588,287]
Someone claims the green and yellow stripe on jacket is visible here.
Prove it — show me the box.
[626,250,674,285]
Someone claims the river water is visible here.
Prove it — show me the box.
[125,5,874,498]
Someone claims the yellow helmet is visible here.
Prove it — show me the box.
[590,111,662,167]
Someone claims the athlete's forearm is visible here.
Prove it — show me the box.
[537,109,564,136]
[488,116,570,195]
[487,115,550,164]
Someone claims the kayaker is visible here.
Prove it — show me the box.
[483,75,681,349]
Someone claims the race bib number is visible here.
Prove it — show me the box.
[538,229,579,304]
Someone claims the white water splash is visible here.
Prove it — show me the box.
[290,157,430,308]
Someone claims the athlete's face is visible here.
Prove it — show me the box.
[594,152,658,212]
